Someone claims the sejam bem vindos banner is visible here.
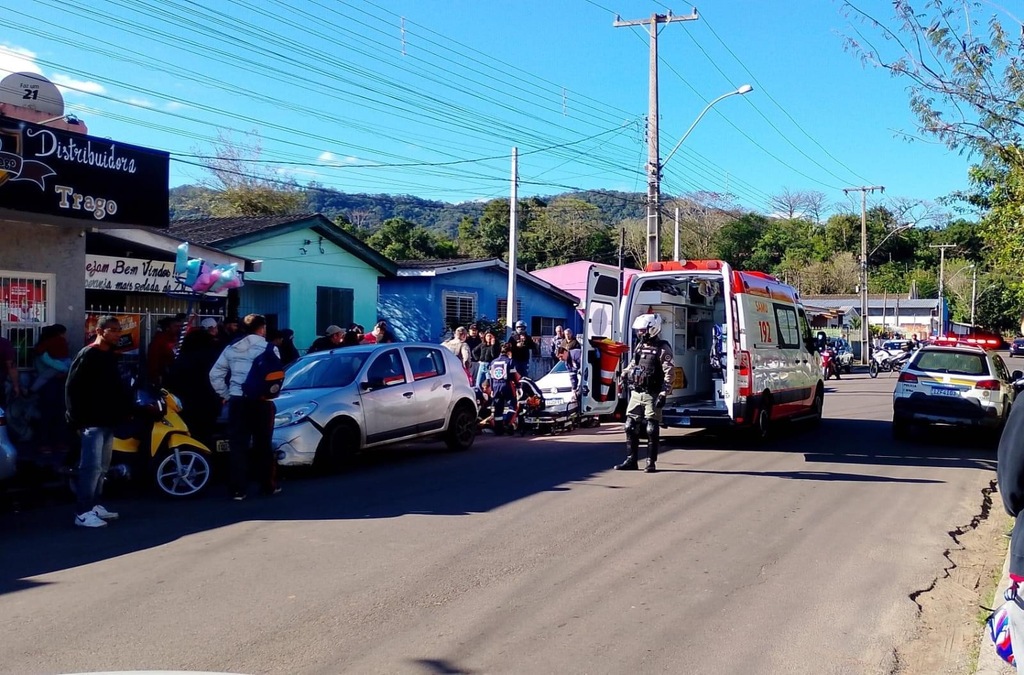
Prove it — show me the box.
[0,115,169,228]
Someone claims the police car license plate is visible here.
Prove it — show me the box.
[930,386,961,398]
[215,439,230,453]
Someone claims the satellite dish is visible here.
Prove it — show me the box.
[0,72,64,116]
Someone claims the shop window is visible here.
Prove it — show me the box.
[443,291,476,329]
[316,286,354,335]
[0,272,54,368]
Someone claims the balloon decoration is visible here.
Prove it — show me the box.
[174,242,244,295]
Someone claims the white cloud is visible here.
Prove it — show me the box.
[125,97,154,108]
[0,44,42,77]
[317,151,361,166]
[165,101,187,111]
[50,73,106,95]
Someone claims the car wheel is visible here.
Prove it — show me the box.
[154,447,211,497]
[315,418,359,472]
[809,386,824,427]
[892,417,911,441]
[445,402,477,451]
[750,395,772,441]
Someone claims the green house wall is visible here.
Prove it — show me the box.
[226,228,382,350]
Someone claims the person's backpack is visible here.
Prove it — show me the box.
[487,357,514,385]
[242,343,286,400]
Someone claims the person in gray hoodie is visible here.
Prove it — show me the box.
[209,314,280,501]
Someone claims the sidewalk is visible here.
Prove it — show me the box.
[976,544,1015,674]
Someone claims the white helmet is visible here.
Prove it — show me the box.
[514,320,527,331]
[632,313,663,339]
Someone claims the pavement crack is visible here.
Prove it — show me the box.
[907,479,996,615]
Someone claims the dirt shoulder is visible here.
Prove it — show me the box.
[895,479,1011,674]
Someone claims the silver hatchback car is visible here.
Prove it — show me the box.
[272,342,478,468]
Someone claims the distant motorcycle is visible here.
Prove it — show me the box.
[868,347,912,378]
[821,348,841,380]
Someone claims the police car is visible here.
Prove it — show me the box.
[892,343,1021,440]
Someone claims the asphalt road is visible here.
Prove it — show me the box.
[0,370,998,675]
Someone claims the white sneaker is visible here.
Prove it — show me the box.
[92,505,119,521]
[74,511,107,528]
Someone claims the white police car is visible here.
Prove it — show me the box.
[892,343,1021,440]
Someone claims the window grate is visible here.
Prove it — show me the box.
[443,291,477,329]
[0,272,54,368]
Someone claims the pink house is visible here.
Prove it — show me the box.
[530,261,641,306]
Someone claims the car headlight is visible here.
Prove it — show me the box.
[274,402,317,428]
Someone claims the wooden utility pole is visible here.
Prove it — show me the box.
[843,185,885,364]
[614,10,699,266]
[505,147,519,338]
[930,243,956,336]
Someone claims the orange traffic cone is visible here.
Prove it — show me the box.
[589,338,628,401]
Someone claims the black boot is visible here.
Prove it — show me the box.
[616,418,640,470]
[644,420,659,473]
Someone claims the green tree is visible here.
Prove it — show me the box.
[366,217,455,261]
[715,213,769,270]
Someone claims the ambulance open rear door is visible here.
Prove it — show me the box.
[581,265,624,416]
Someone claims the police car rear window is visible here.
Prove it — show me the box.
[912,351,989,377]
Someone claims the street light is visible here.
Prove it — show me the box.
[648,84,753,264]
[662,84,754,168]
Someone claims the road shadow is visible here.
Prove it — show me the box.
[0,429,628,597]
[675,469,943,484]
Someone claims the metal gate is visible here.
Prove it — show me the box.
[238,281,290,334]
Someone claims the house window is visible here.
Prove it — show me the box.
[443,291,477,329]
[0,271,54,368]
[317,287,354,335]
[531,317,564,336]
[496,299,523,324]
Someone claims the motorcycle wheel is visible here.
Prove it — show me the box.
[869,361,879,378]
[154,447,211,497]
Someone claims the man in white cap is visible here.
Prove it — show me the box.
[308,325,344,354]
[201,317,219,339]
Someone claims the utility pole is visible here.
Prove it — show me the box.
[673,205,680,262]
[614,10,699,266]
[970,266,978,326]
[505,147,519,338]
[843,185,885,365]
[929,244,956,336]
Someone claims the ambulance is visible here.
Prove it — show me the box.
[579,260,824,437]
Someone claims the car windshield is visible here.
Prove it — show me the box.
[912,350,989,377]
[283,352,369,390]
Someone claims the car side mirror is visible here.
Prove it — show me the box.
[361,378,384,391]
[1013,370,1023,381]
[804,337,818,353]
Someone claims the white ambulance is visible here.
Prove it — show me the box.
[579,260,824,437]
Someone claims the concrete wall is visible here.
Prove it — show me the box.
[226,228,383,350]
[0,219,86,347]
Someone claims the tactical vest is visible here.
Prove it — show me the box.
[629,341,667,394]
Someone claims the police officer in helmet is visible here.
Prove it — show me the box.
[616,313,675,473]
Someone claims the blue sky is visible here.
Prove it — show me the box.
[0,0,991,216]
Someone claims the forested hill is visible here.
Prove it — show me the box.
[168,185,646,234]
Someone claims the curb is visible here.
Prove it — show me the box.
[975,542,1014,674]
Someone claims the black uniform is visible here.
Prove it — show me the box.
[616,337,675,472]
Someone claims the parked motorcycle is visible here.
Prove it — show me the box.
[68,388,213,498]
[868,347,912,378]
[821,348,841,380]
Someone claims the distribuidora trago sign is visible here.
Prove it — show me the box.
[0,114,169,228]
[85,254,229,297]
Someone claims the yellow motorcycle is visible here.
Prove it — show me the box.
[110,387,213,497]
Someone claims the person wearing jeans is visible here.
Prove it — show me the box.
[65,315,132,528]
[209,314,280,500]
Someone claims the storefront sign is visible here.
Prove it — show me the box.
[85,254,228,297]
[0,115,168,227]
[84,312,142,354]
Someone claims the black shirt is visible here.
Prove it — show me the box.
[65,344,132,429]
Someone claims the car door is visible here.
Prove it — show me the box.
[404,345,452,434]
[359,348,418,445]
[992,353,1017,412]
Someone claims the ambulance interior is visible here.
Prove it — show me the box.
[627,273,729,410]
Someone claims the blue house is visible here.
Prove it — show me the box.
[379,258,581,345]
